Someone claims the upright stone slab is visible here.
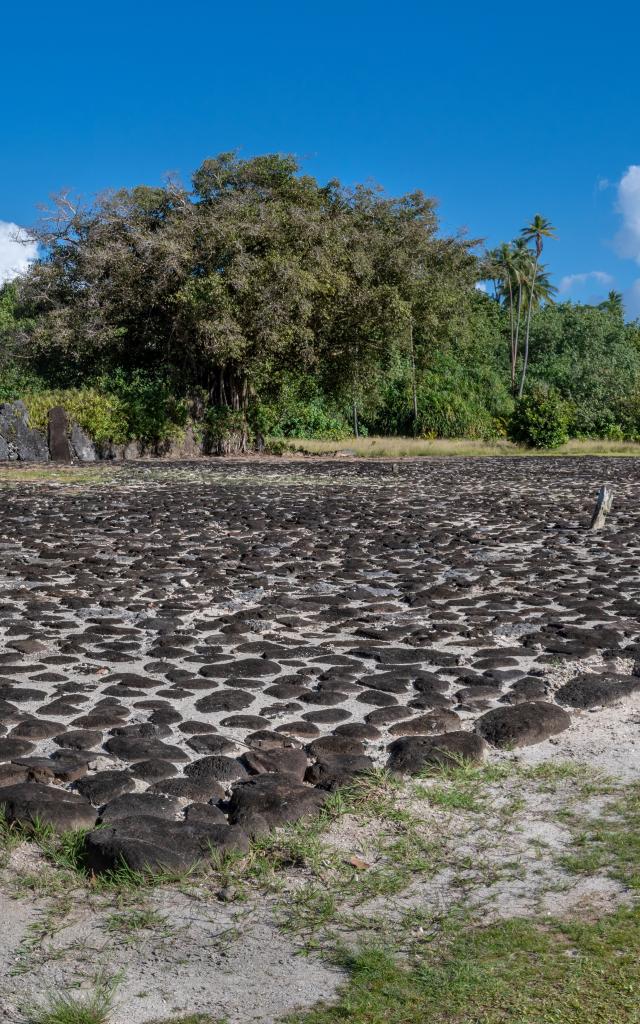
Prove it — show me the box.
[0,401,49,461]
[48,406,71,463]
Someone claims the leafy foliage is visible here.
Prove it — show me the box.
[4,153,640,445]
[510,383,571,448]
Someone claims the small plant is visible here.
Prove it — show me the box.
[26,974,118,1024]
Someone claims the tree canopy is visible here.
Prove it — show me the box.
[2,151,640,448]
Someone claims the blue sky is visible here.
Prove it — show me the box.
[2,0,640,313]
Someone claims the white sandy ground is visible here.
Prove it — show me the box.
[1,462,639,1021]
[0,693,638,1024]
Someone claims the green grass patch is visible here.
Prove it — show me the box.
[560,784,640,888]
[287,906,640,1024]
[25,975,119,1024]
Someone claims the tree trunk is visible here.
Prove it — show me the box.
[518,258,538,399]
[409,322,418,436]
[513,281,523,395]
[507,277,515,392]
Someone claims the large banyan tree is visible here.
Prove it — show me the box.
[12,152,478,436]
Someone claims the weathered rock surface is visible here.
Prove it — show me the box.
[555,674,640,709]
[84,815,249,873]
[0,401,49,461]
[475,702,571,747]
[0,782,96,831]
[48,406,71,463]
[387,731,488,773]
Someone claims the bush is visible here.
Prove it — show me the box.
[509,384,570,449]
[23,388,130,444]
[20,371,190,446]
[94,370,188,442]
[0,365,47,403]
[253,371,351,440]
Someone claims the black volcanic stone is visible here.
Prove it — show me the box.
[186,734,237,755]
[103,736,189,761]
[129,759,179,782]
[195,690,255,713]
[99,792,181,823]
[0,737,35,760]
[305,753,374,789]
[76,771,136,806]
[227,774,326,828]
[555,673,640,709]
[150,776,226,801]
[475,702,571,747]
[0,782,96,831]
[387,731,488,773]
[84,816,249,873]
[184,755,249,783]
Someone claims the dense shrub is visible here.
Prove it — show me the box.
[204,406,248,453]
[20,371,189,445]
[93,370,188,442]
[253,372,351,440]
[23,388,130,443]
[509,385,571,448]
[0,365,47,403]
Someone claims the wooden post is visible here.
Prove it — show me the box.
[590,486,613,530]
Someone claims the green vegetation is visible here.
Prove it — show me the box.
[25,976,118,1024]
[560,783,640,888]
[287,907,640,1024]
[2,152,640,450]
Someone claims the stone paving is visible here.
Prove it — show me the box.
[0,457,639,872]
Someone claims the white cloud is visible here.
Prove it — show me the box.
[615,166,640,262]
[475,281,489,293]
[0,221,38,285]
[558,270,614,294]
[597,177,611,191]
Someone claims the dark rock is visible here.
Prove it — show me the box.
[186,734,237,755]
[475,702,571,747]
[184,803,228,825]
[387,731,488,774]
[129,758,179,782]
[242,747,308,780]
[48,407,71,463]
[70,422,97,462]
[84,815,249,873]
[555,673,640,709]
[227,774,326,827]
[0,782,96,831]
[305,753,374,789]
[99,792,181,822]
[0,737,35,760]
[76,770,136,806]
[388,710,461,736]
[103,736,189,761]
[184,755,249,783]
[150,776,225,802]
[0,401,49,462]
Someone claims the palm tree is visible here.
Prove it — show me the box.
[598,290,624,319]
[485,243,521,392]
[518,215,556,397]
[510,238,532,393]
